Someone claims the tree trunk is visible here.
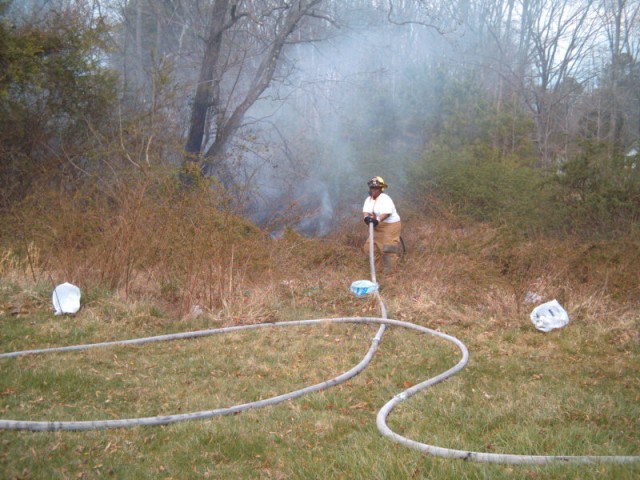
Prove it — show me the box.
[184,0,324,179]
[183,0,231,160]
[203,1,315,165]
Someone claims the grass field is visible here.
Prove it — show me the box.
[1,220,639,479]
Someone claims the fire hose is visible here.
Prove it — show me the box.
[1,222,638,464]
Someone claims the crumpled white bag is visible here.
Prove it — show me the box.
[350,280,379,297]
[52,282,81,315]
[530,299,569,332]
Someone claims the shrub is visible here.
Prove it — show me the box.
[555,141,640,236]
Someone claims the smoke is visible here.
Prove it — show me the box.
[292,183,334,237]
[233,6,456,236]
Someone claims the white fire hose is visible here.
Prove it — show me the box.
[1,222,638,464]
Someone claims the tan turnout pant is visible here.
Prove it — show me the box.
[362,221,402,274]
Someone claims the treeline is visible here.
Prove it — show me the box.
[404,75,640,237]
[0,0,639,241]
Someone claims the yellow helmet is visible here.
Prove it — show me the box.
[367,176,387,191]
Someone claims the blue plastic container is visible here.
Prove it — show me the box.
[350,280,379,297]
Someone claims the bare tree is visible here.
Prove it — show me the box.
[523,0,600,165]
[598,0,640,154]
[182,0,335,181]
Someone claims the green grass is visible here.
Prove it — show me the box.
[1,293,639,480]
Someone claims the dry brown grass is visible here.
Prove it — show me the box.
[1,175,638,334]
[3,174,272,319]
[392,215,639,326]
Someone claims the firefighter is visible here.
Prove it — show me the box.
[362,176,402,274]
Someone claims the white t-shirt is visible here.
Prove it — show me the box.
[362,193,401,223]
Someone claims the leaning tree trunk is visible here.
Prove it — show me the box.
[183,0,231,162]
[183,0,324,179]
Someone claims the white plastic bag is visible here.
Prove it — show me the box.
[530,299,569,332]
[350,280,379,297]
[52,282,81,315]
